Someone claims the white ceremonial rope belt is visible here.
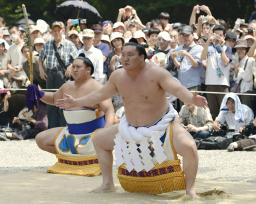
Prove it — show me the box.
[114,105,176,172]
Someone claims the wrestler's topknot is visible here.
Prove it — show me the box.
[77,53,94,75]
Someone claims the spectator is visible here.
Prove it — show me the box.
[112,22,126,34]
[0,41,10,88]
[197,18,213,39]
[158,12,172,32]
[213,93,254,133]
[117,5,144,29]
[133,30,148,48]
[225,31,237,52]
[169,30,179,50]
[0,89,11,126]
[171,25,204,91]
[11,101,47,140]
[105,32,124,78]
[0,17,6,29]
[150,31,171,69]
[155,31,171,54]
[126,21,138,34]
[92,24,111,62]
[248,20,256,37]
[244,34,255,47]
[7,30,28,88]
[201,24,231,119]
[102,20,113,35]
[39,21,78,128]
[247,36,256,58]
[233,39,255,107]
[179,103,213,139]
[101,34,111,46]
[78,29,105,83]
[79,19,88,31]
[189,5,216,37]
[22,45,46,89]
[67,30,82,50]
[147,28,160,55]
[147,19,162,31]
[33,37,45,54]
[30,25,42,45]
[227,118,256,151]
[227,135,256,151]
[2,29,11,46]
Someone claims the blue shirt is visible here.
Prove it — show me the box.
[178,43,204,88]
[95,42,111,58]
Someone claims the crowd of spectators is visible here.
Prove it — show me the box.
[0,4,256,150]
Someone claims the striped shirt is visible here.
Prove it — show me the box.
[40,39,78,70]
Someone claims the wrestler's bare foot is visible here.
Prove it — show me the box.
[186,189,199,199]
[91,184,116,193]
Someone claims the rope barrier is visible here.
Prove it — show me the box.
[2,88,256,96]
[190,90,256,96]
[1,88,58,92]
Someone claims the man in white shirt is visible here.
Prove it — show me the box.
[78,29,105,83]
[201,25,231,119]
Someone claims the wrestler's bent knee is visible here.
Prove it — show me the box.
[35,132,47,149]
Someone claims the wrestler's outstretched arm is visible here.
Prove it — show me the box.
[158,68,207,107]
[40,85,64,106]
[56,72,118,110]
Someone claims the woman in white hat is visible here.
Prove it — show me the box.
[105,32,125,111]
[105,32,124,77]
[33,37,45,54]
[233,39,256,107]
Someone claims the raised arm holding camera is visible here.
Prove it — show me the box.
[201,25,232,119]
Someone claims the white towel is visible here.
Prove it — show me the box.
[219,93,245,122]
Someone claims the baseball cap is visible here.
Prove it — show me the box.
[51,21,64,29]
[81,29,95,38]
[158,31,171,41]
[225,31,237,41]
[34,37,45,45]
[180,25,193,35]
[68,30,79,37]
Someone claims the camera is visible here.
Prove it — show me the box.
[201,16,208,23]
[248,28,254,35]
[80,19,87,24]
[71,19,79,26]
[70,19,87,26]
